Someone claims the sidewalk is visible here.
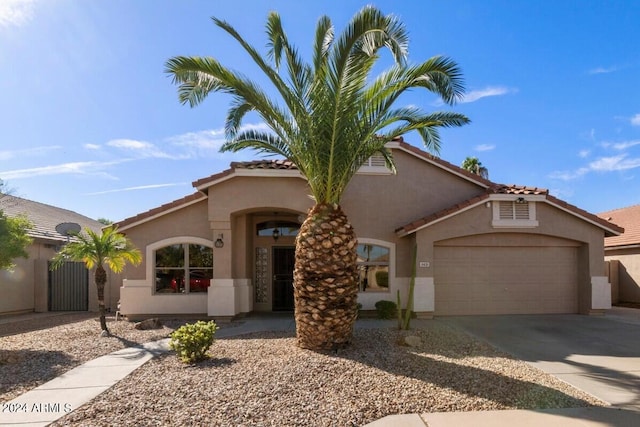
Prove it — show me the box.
[1,315,639,427]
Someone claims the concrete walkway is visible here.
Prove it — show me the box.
[1,312,639,426]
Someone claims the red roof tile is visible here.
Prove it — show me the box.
[598,204,639,248]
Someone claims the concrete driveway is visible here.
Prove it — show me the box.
[440,307,640,410]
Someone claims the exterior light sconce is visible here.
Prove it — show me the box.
[214,234,224,248]
[515,197,526,204]
[272,228,280,241]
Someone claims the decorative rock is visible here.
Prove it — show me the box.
[404,335,422,347]
[134,318,163,330]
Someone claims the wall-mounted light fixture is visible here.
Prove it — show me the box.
[515,197,526,204]
[272,228,280,241]
[214,234,224,248]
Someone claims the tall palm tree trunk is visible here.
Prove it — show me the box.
[94,266,109,334]
[294,204,359,350]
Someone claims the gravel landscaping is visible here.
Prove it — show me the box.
[1,313,605,426]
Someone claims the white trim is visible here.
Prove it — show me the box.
[357,238,396,294]
[195,169,304,191]
[492,200,539,228]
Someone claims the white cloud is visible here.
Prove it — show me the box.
[459,86,515,104]
[167,123,272,159]
[588,65,618,75]
[631,114,640,126]
[0,160,124,180]
[611,140,640,150]
[84,143,101,150]
[475,144,495,152]
[589,154,640,171]
[106,138,179,159]
[84,183,188,196]
[0,0,36,28]
[548,168,589,181]
[578,149,590,158]
[0,145,61,160]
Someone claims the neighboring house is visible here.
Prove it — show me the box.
[116,138,622,320]
[0,195,118,315]
[598,205,640,304]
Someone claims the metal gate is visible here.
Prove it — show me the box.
[48,261,89,311]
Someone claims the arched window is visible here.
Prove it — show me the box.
[357,243,390,292]
[256,221,300,238]
[154,243,212,294]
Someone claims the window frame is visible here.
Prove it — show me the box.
[148,237,213,295]
[356,239,395,293]
[491,199,539,228]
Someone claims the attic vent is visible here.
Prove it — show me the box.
[357,154,392,175]
[492,200,538,228]
[499,201,530,220]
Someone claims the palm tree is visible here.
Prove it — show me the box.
[51,226,142,335]
[165,6,469,350]
[462,156,489,179]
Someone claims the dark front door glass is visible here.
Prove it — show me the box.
[272,246,295,311]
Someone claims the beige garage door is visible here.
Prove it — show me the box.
[434,246,578,315]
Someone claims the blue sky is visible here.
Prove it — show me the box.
[1,0,639,222]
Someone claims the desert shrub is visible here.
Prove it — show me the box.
[375,271,389,287]
[169,320,218,363]
[374,300,397,319]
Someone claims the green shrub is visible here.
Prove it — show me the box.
[169,320,219,363]
[374,300,397,319]
[375,271,389,287]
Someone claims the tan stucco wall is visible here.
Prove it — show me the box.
[413,200,607,314]
[0,248,37,315]
[121,199,211,281]
[343,151,484,277]
[605,250,640,303]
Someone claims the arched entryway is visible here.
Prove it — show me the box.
[251,213,302,312]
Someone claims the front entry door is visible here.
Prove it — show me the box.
[272,246,295,311]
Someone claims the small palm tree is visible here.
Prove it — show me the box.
[462,156,489,179]
[51,227,142,335]
[166,6,469,350]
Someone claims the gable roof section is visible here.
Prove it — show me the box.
[390,138,493,189]
[397,184,624,237]
[598,204,640,249]
[0,194,103,243]
[115,192,206,231]
[193,159,302,192]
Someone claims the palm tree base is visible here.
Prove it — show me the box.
[294,204,359,350]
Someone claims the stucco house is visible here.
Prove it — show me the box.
[116,138,622,320]
[599,204,640,304]
[0,195,118,316]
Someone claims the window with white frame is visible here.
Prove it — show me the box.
[357,243,390,292]
[492,199,538,228]
[154,243,213,294]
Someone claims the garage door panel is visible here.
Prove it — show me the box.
[434,246,578,315]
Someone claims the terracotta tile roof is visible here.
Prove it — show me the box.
[0,195,103,243]
[115,192,206,230]
[490,184,548,195]
[598,204,639,248]
[232,159,297,170]
[192,159,299,190]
